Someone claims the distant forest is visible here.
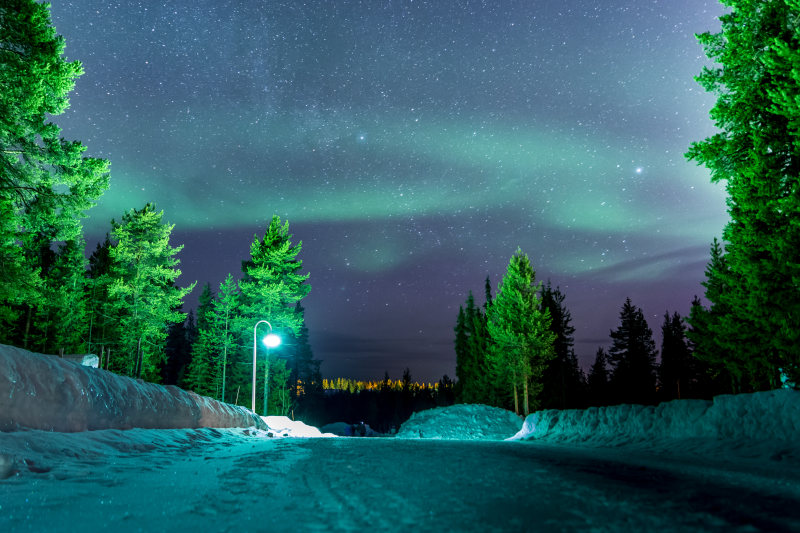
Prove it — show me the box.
[1,0,797,434]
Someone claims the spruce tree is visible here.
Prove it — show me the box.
[107,204,195,380]
[44,238,89,354]
[607,298,658,405]
[186,273,240,400]
[195,282,215,332]
[687,0,800,388]
[540,282,585,409]
[587,347,609,406]
[658,311,693,401]
[86,235,119,364]
[486,248,555,415]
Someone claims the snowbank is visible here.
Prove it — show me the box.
[396,404,523,440]
[510,389,800,447]
[262,416,336,438]
[0,344,266,432]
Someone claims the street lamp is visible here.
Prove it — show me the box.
[253,320,281,414]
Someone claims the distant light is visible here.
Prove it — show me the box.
[263,334,281,348]
[635,167,643,174]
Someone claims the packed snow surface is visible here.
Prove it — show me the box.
[261,416,336,438]
[396,403,523,440]
[0,345,265,432]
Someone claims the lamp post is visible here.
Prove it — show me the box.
[252,320,281,414]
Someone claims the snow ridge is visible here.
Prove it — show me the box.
[0,345,266,432]
[396,403,523,440]
[510,389,800,445]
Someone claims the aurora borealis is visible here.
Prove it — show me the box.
[49,0,728,380]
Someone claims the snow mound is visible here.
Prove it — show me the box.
[396,404,523,440]
[262,416,336,438]
[0,344,266,432]
[510,389,800,453]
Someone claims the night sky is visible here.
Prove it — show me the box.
[49,0,728,382]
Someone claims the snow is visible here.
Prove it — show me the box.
[0,345,266,432]
[261,415,336,438]
[510,389,800,458]
[396,403,523,440]
[2,344,800,530]
[512,389,800,446]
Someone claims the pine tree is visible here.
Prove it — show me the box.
[186,273,240,400]
[454,291,492,404]
[44,238,89,354]
[238,216,310,414]
[687,0,800,388]
[587,347,609,406]
[607,298,658,405]
[540,282,585,409]
[486,248,555,415]
[0,0,109,311]
[658,311,693,401]
[86,235,119,365]
[195,282,215,332]
[107,204,195,380]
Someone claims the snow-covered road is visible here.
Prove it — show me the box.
[2,428,798,532]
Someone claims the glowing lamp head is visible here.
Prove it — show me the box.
[262,333,281,348]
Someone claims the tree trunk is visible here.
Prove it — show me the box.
[513,384,519,415]
[135,336,143,378]
[523,379,529,416]
[23,304,32,350]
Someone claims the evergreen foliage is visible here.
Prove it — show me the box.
[86,235,120,364]
[237,216,310,414]
[0,0,108,341]
[288,303,324,418]
[658,311,693,401]
[486,249,555,415]
[587,347,610,406]
[687,0,800,388]
[539,282,585,409]
[185,273,240,400]
[43,238,89,354]
[106,203,195,380]
[454,290,492,404]
[607,298,658,405]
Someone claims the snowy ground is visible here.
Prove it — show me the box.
[2,345,800,530]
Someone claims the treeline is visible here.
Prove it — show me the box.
[323,376,449,393]
[0,3,323,418]
[454,248,785,415]
[315,370,455,433]
[454,0,800,412]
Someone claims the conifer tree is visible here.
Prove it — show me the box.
[289,303,322,400]
[687,0,800,388]
[540,282,584,409]
[195,282,215,332]
[454,291,492,404]
[587,347,609,406]
[86,235,119,364]
[186,273,240,400]
[107,204,195,380]
[658,311,693,400]
[0,0,109,313]
[486,249,555,415]
[44,238,89,354]
[607,298,657,405]
[238,216,310,414]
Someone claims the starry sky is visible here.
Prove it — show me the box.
[49,0,728,382]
